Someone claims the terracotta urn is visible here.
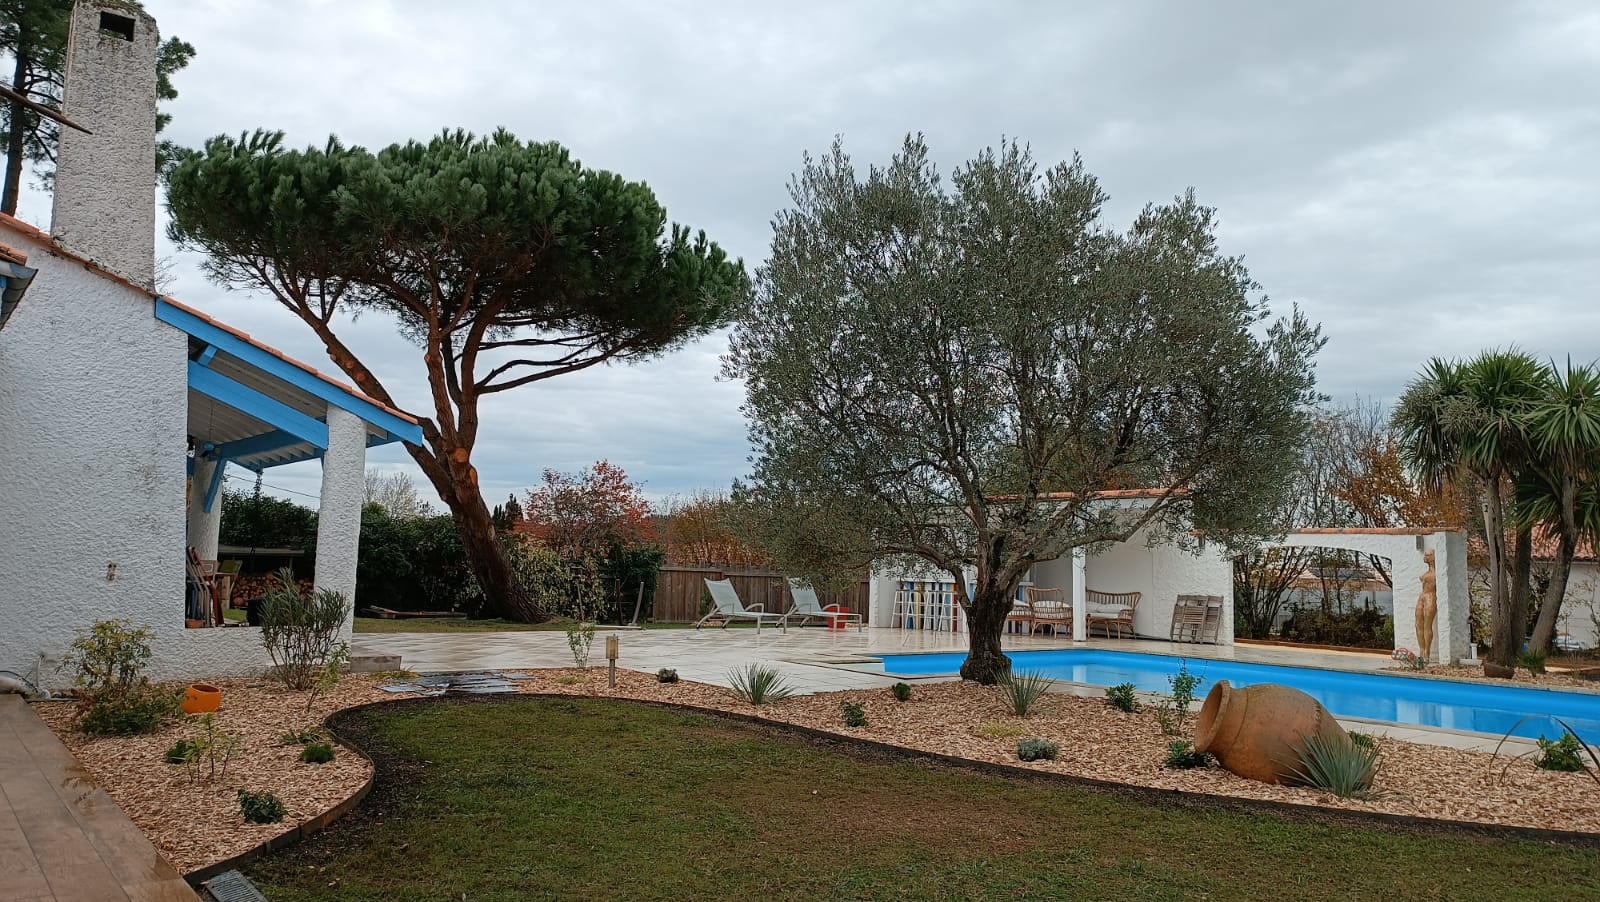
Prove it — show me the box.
[1193,681,1347,784]
[181,682,221,715]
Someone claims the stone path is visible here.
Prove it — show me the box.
[0,695,196,901]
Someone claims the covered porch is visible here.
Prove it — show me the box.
[161,297,422,629]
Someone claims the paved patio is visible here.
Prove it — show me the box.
[0,695,196,901]
[355,626,1536,754]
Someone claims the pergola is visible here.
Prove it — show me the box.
[158,296,423,608]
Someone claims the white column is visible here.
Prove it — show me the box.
[186,456,221,560]
[1071,547,1088,642]
[1437,531,1470,664]
[313,405,366,624]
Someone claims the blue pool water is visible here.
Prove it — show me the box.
[878,649,1600,740]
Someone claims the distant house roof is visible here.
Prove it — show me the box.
[0,241,37,331]
[1468,527,1597,564]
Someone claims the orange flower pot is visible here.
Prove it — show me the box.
[1193,680,1347,784]
[181,683,221,715]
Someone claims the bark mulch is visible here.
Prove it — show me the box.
[36,667,1600,875]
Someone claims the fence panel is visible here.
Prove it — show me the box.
[652,562,870,623]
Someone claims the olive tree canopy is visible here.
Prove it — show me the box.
[727,136,1322,682]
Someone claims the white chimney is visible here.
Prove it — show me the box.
[49,1,159,290]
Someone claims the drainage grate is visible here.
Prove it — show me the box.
[202,869,270,902]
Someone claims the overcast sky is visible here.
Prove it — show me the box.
[18,1,1600,509]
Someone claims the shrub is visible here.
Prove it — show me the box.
[1518,648,1548,676]
[299,742,336,764]
[60,619,180,735]
[841,701,868,727]
[1348,731,1376,749]
[1105,682,1139,713]
[972,721,1024,740]
[999,670,1053,717]
[1164,740,1210,769]
[279,727,327,745]
[891,682,912,702]
[656,668,679,684]
[1288,732,1380,798]
[1154,662,1203,736]
[165,739,198,764]
[178,713,240,784]
[727,663,795,705]
[1016,738,1060,762]
[238,789,287,824]
[1535,733,1587,772]
[565,617,598,669]
[260,568,351,690]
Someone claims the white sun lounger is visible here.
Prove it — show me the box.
[695,578,787,633]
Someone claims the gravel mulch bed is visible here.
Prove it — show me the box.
[37,667,1600,875]
[1382,663,1599,690]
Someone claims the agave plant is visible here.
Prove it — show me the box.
[726,663,796,706]
[999,670,1054,716]
[1287,732,1380,799]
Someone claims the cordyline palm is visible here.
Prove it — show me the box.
[1514,360,1600,654]
[1393,350,1547,666]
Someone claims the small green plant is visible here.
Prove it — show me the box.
[279,727,327,745]
[179,713,241,785]
[565,618,598,669]
[60,618,181,735]
[1016,738,1060,762]
[238,789,287,824]
[1348,731,1376,749]
[841,701,868,727]
[1154,661,1204,736]
[656,668,680,684]
[1164,740,1210,769]
[1105,682,1139,713]
[299,742,336,764]
[726,663,795,705]
[890,682,913,702]
[1535,733,1587,772]
[972,721,1025,740]
[260,569,351,691]
[164,738,198,764]
[998,670,1053,716]
[370,669,418,680]
[1518,648,1548,677]
[553,673,586,686]
[1287,732,1380,798]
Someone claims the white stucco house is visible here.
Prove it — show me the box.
[0,2,420,684]
[866,490,1236,643]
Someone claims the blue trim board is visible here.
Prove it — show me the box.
[211,429,322,459]
[202,457,228,513]
[195,344,218,366]
[188,360,330,449]
[155,297,423,445]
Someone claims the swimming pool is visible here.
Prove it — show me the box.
[877,649,1600,740]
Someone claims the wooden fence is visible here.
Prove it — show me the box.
[652,562,871,623]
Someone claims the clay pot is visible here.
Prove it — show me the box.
[1193,681,1347,784]
[181,683,221,715]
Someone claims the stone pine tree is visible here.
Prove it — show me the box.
[0,0,194,213]
[167,129,749,621]
[727,136,1323,683]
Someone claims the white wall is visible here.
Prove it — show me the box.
[0,232,276,684]
[1558,562,1600,650]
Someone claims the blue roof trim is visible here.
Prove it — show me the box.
[189,360,330,449]
[211,429,315,460]
[154,297,423,446]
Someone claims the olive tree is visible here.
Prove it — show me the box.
[168,129,748,621]
[728,136,1322,683]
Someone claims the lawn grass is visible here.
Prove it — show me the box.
[352,617,739,633]
[245,697,1600,901]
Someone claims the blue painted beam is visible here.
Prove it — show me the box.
[202,457,228,512]
[187,361,330,449]
[211,429,319,460]
[155,298,423,445]
[195,344,218,366]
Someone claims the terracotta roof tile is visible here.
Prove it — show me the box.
[1468,526,1596,563]
[0,242,27,266]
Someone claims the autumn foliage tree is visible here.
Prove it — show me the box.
[519,461,662,623]
[166,130,748,622]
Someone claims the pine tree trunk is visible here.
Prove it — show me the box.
[960,581,1014,684]
[407,442,546,623]
[3,50,30,216]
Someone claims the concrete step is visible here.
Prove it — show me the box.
[347,647,402,673]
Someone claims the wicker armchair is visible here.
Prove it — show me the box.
[1025,587,1073,636]
[1085,589,1141,639]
